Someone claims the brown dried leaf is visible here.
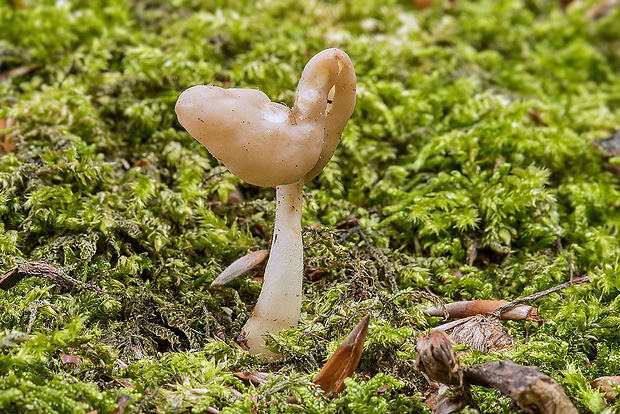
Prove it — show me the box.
[590,376,620,402]
[211,250,269,286]
[0,118,16,155]
[434,314,515,353]
[313,315,370,394]
[528,109,548,126]
[305,267,325,282]
[411,0,433,8]
[60,353,82,367]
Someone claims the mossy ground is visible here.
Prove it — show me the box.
[1,0,619,412]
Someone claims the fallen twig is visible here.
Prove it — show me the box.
[492,276,589,318]
[0,261,76,290]
[464,360,577,414]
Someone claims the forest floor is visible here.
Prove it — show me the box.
[1,0,619,412]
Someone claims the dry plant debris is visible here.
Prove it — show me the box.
[434,314,516,353]
[210,250,269,286]
[313,315,370,394]
[0,261,75,290]
[425,300,541,321]
[465,360,578,414]
[415,332,578,413]
[590,376,620,403]
[2,0,620,411]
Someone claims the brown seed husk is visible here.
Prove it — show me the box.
[415,330,463,387]
[211,250,269,286]
[313,315,370,394]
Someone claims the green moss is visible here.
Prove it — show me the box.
[1,0,620,412]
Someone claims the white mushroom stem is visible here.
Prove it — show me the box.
[240,179,304,356]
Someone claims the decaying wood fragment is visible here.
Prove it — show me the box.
[0,261,75,290]
[464,360,578,414]
[211,250,269,286]
[590,376,620,402]
[425,300,541,321]
[313,315,370,394]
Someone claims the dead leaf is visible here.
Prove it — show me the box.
[60,353,82,367]
[433,314,515,353]
[411,0,433,8]
[211,250,269,286]
[132,157,150,168]
[590,376,620,402]
[305,267,325,282]
[313,315,370,394]
[0,118,15,155]
[528,110,548,126]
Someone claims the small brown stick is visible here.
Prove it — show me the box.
[556,238,579,280]
[493,276,589,318]
[0,261,111,294]
[0,262,75,290]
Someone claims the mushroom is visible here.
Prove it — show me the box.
[175,48,356,356]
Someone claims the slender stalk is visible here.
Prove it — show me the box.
[240,179,304,356]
